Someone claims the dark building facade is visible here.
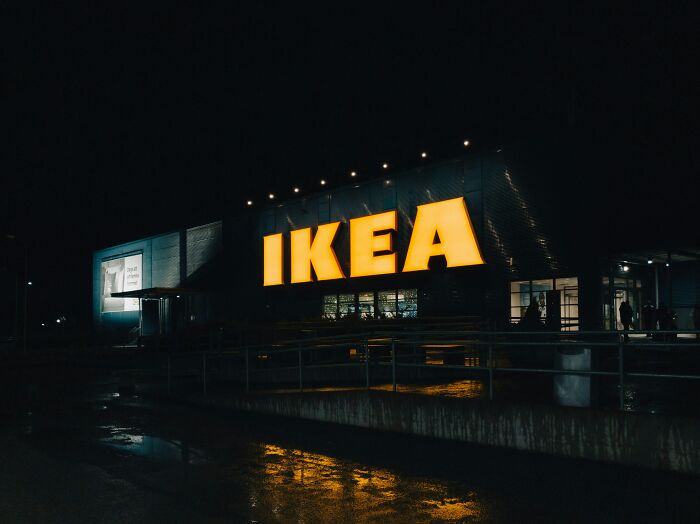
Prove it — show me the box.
[92,149,700,341]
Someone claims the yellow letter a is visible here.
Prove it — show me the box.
[402,197,484,272]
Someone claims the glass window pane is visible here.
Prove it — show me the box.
[322,294,337,320]
[338,294,355,318]
[398,288,417,318]
[358,292,374,319]
[377,290,397,319]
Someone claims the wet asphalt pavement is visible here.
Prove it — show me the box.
[2,364,700,523]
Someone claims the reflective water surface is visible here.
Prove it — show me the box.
[4,370,700,523]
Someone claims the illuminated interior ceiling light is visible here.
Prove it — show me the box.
[268,193,275,200]
[622,265,630,272]
[27,281,32,285]
[350,171,357,177]
[421,152,427,158]
[293,187,300,193]
[647,259,653,264]
[41,323,45,326]
[320,179,326,185]
[56,319,61,323]
[246,200,253,206]
[463,139,470,147]
[666,262,670,267]
[382,163,389,169]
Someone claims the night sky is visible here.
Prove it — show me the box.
[3,3,699,327]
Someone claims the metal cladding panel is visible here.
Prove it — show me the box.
[482,154,566,279]
[186,221,222,279]
[152,232,180,288]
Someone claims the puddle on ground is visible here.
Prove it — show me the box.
[98,426,208,465]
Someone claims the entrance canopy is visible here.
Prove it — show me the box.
[111,287,199,299]
[612,248,700,265]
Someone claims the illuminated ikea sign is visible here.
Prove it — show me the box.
[263,197,484,286]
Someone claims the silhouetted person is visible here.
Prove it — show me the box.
[642,301,656,337]
[519,300,543,331]
[619,301,633,340]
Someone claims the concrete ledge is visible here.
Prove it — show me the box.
[178,390,700,475]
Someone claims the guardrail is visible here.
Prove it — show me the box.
[163,329,700,411]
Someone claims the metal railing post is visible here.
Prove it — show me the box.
[245,347,250,393]
[488,334,494,401]
[298,342,303,392]
[167,353,171,397]
[391,338,396,392]
[618,335,625,410]
[364,337,370,389]
[202,352,207,396]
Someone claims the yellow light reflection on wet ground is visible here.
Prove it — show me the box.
[254,442,488,522]
[372,379,485,399]
[261,380,487,400]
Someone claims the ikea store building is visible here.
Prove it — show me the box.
[92,149,700,344]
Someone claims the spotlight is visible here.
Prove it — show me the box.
[382,163,389,169]
[320,179,326,185]
[56,319,61,324]
[622,265,630,272]
[421,152,427,158]
[246,200,253,206]
[463,139,470,147]
[666,262,670,267]
[647,259,653,264]
[268,193,274,200]
[27,281,32,286]
[41,323,45,327]
[293,187,300,193]
[350,171,357,177]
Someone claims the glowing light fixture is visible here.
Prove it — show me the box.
[27,281,32,286]
[290,223,345,283]
[246,200,253,206]
[382,163,389,169]
[350,171,357,177]
[421,152,427,158]
[263,234,284,286]
[647,259,653,264]
[268,193,275,200]
[350,211,397,277]
[463,139,470,147]
[403,197,484,272]
[622,265,630,272]
[56,319,61,324]
[293,187,300,193]
[666,262,670,267]
[320,179,326,185]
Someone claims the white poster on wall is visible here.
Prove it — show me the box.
[101,254,142,313]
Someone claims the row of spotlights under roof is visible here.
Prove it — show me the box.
[246,140,471,205]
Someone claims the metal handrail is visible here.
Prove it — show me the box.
[163,328,700,411]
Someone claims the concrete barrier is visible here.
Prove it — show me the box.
[185,390,700,475]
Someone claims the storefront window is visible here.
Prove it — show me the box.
[338,294,356,318]
[398,288,418,318]
[378,290,398,318]
[358,292,374,319]
[322,295,338,320]
[323,289,418,320]
[510,277,579,330]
